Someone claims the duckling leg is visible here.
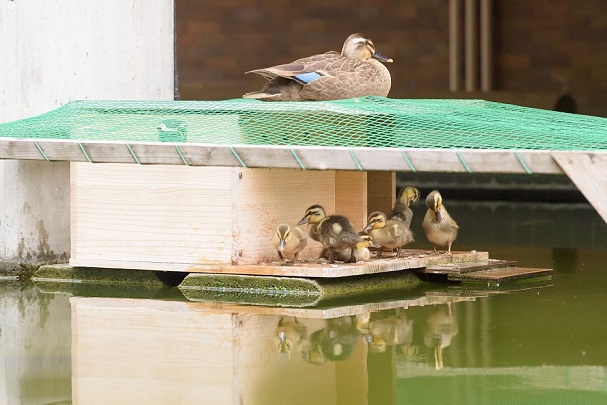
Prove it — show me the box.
[440,242,453,256]
[375,248,384,259]
[277,251,285,260]
[346,247,357,264]
[395,247,401,259]
[326,247,335,264]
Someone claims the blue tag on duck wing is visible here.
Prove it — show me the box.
[293,72,323,85]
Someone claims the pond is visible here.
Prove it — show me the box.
[1,200,606,404]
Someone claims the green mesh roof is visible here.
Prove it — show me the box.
[0,97,605,151]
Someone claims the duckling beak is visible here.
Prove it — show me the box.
[435,210,443,222]
[363,224,373,233]
[297,217,309,226]
[372,51,393,63]
[279,239,286,251]
[369,240,381,248]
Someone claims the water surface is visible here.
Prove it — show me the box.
[1,202,606,404]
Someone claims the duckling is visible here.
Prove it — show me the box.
[364,211,414,259]
[297,205,361,264]
[322,232,379,262]
[422,190,459,255]
[273,223,307,262]
[243,33,392,101]
[387,186,420,228]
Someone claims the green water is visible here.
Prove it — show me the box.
[1,203,606,404]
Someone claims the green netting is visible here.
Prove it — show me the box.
[0,97,605,150]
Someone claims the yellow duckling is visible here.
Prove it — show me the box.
[364,211,414,259]
[273,223,307,262]
[387,186,420,228]
[297,205,362,264]
[422,190,459,254]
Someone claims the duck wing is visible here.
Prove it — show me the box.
[246,52,342,84]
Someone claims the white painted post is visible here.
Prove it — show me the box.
[0,2,173,402]
[0,0,174,267]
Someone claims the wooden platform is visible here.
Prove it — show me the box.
[184,249,488,278]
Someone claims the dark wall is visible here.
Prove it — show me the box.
[176,0,607,117]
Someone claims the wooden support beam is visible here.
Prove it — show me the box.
[552,151,607,224]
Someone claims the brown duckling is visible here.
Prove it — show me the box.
[422,190,459,254]
[273,223,308,262]
[387,186,420,228]
[322,232,379,262]
[297,205,362,264]
[364,211,414,259]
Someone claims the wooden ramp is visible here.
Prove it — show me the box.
[415,259,553,287]
[552,151,607,224]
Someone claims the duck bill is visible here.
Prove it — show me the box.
[279,240,286,251]
[297,217,309,226]
[363,225,372,233]
[435,210,443,222]
[372,51,393,63]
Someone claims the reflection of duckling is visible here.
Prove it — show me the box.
[305,317,360,364]
[298,205,362,263]
[364,211,414,258]
[275,316,308,360]
[422,190,459,254]
[273,224,307,262]
[388,186,420,228]
[367,310,415,354]
[424,304,458,370]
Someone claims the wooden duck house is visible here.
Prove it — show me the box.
[70,163,373,271]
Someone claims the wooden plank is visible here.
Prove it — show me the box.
[449,267,553,283]
[0,139,46,160]
[0,139,567,174]
[419,259,517,275]
[70,250,489,275]
[367,171,395,215]
[231,145,303,169]
[185,250,489,278]
[552,151,607,224]
[335,171,367,231]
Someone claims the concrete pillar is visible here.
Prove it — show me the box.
[0,0,175,268]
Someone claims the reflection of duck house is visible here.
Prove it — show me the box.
[69,294,483,403]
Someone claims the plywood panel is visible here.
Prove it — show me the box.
[335,171,367,231]
[367,171,395,216]
[234,168,336,265]
[70,163,235,265]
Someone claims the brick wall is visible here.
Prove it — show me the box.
[494,0,607,117]
[176,0,607,117]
